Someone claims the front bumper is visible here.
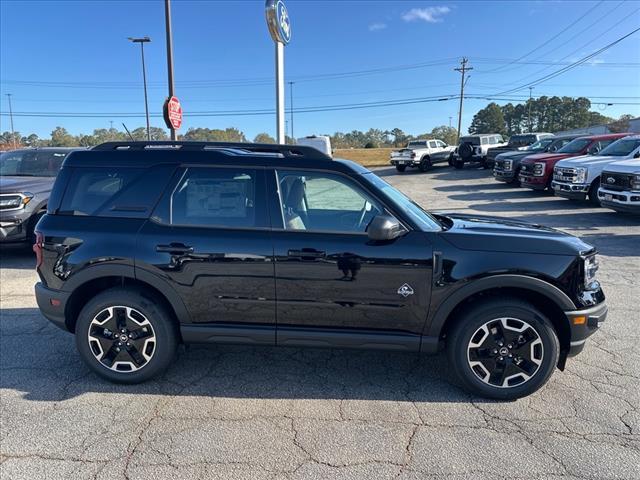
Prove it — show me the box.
[519,173,548,190]
[598,187,640,214]
[552,181,589,200]
[35,282,71,332]
[0,208,32,242]
[493,169,516,182]
[565,301,607,357]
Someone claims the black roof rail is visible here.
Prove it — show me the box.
[91,141,331,159]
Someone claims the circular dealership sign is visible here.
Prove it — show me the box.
[163,96,182,130]
[265,0,291,45]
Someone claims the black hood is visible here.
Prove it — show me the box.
[434,212,595,256]
[0,176,54,195]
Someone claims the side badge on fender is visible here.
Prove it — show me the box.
[397,283,414,297]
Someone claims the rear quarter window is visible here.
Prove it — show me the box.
[59,165,175,217]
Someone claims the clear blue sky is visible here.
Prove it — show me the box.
[1,0,639,140]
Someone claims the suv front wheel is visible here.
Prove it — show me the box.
[75,287,178,383]
[447,298,559,400]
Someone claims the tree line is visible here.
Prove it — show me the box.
[0,97,633,150]
[469,96,632,136]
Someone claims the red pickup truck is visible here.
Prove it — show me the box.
[519,133,629,191]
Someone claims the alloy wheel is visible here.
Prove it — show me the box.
[467,317,543,388]
[87,306,156,372]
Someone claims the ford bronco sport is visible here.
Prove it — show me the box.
[34,141,607,400]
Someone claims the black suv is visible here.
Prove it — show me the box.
[34,142,607,400]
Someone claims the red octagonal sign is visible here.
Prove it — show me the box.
[163,96,183,130]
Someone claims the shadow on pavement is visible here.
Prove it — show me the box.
[0,244,34,270]
[0,307,479,404]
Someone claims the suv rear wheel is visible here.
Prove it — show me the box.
[447,298,559,400]
[75,288,178,383]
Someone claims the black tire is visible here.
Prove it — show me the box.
[447,297,559,400]
[588,178,601,206]
[75,287,178,384]
[418,157,431,172]
[482,158,492,169]
[459,143,473,160]
[395,165,407,173]
[453,160,464,169]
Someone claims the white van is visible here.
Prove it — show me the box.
[297,135,332,157]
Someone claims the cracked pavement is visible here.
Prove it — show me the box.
[1,165,639,479]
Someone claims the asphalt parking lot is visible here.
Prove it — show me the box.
[1,164,639,480]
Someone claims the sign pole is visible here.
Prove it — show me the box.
[164,0,177,141]
[275,42,285,144]
[265,0,291,145]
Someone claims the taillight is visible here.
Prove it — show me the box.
[33,231,43,269]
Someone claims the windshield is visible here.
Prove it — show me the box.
[508,135,536,147]
[527,138,554,151]
[0,150,68,177]
[557,138,591,154]
[598,138,640,157]
[363,172,441,231]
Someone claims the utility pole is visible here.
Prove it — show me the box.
[164,0,177,141]
[449,116,452,128]
[528,86,534,131]
[128,37,152,141]
[454,58,472,143]
[289,81,295,143]
[6,94,15,148]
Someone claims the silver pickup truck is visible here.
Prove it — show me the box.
[390,139,455,173]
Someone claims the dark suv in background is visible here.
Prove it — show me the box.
[34,141,607,400]
[0,147,82,244]
[485,132,554,168]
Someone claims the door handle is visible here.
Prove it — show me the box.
[287,249,326,260]
[156,243,194,254]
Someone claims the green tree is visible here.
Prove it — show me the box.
[429,126,458,145]
[588,112,614,127]
[182,127,246,142]
[130,127,168,141]
[608,114,634,133]
[469,103,506,135]
[0,131,22,147]
[22,133,40,147]
[253,133,276,144]
[50,127,77,147]
[390,128,408,147]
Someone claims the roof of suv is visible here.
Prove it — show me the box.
[65,141,368,174]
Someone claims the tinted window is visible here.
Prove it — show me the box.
[277,170,383,233]
[460,136,480,145]
[509,135,535,146]
[482,137,489,145]
[168,168,266,229]
[558,138,591,154]
[428,140,438,148]
[408,141,426,148]
[60,168,144,216]
[598,138,640,156]
[0,150,69,177]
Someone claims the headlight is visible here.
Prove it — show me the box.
[533,162,545,176]
[0,192,33,210]
[574,167,587,184]
[631,173,640,192]
[584,255,599,290]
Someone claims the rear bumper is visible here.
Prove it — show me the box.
[565,301,607,357]
[390,159,419,167]
[35,282,71,332]
[552,181,589,200]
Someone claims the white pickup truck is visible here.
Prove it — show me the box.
[598,158,640,214]
[552,135,640,205]
[390,139,455,172]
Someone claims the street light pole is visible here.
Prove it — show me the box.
[164,0,177,141]
[6,94,15,148]
[128,37,152,141]
[289,81,294,143]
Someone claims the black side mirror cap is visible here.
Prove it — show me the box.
[634,151,640,158]
[367,215,406,241]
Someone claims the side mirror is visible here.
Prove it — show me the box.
[634,151,640,159]
[367,215,406,241]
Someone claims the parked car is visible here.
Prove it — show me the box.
[390,139,455,172]
[518,134,629,192]
[485,132,554,168]
[494,135,580,185]
[450,134,507,169]
[0,147,82,244]
[552,135,640,205]
[296,135,332,157]
[34,141,607,400]
[598,158,640,214]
